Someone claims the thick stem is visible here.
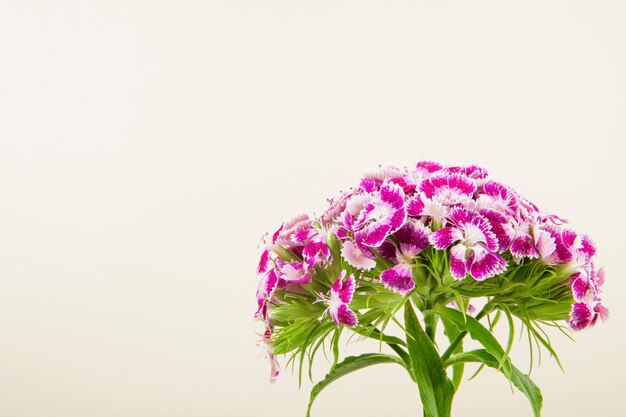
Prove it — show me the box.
[424,310,438,342]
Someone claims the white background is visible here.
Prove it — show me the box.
[1,1,624,416]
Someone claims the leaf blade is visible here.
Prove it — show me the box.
[306,353,405,417]
[444,349,543,417]
[404,303,455,417]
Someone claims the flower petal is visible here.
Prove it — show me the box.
[337,273,356,304]
[380,264,415,294]
[279,262,309,284]
[395,221,431,256]
[331,304,358,327]
[355,222,393,247]
[571,274,589,301]
[430,227,462,249]
[257,249,270,274]
[449,244,468,279]
[341,241,377,270]
[510,233,539,259]
[569,302,593,331]
[468,247,507,281]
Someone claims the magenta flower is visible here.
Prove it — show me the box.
[407,173,477,225]
[341,240,377,270]
[569,301,608,331]
[321,271,357,327]
[380,221,431,294]
[255,160,608,416]
[430,208,507,280]
[340,180,407,247]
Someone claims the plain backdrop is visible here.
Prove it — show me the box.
[0,1,625,417]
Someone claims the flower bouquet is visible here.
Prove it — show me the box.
[254,162,607,417]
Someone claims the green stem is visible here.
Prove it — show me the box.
[424,310,438,342]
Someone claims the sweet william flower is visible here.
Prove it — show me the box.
[341,241,376,270]
[320,271,357,327]
[380,220,431,294]
[340,180,407,248]
[255,160,608,417]
[430,207,507,280]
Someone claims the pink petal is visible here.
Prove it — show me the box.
[331,304,358,327]
[336,273,356,304]
[571,273,589,301]
[449,244,469,279]
[257,249,270,274]
[331,270,347,293]
[480,209,513,252]
[407,194,425,217]
[534,228,556,260]
[510,233,539,259]
[420,173,477,200]
[394,221,431,255]
[355,222,393,247]
[359,177,378,193]
[378,241,397,261]
[594,303,609,323]
[415,160,444,175]
[468,248,507,281]
[569,302,593,331]
[430,227,462,249]
[580,235,597,258]
[279,262,309,284]
[380,264,415,294]
[303,238,332,267]
[380,180,406,210]
[445,164,488,179]
[341,241,377,270]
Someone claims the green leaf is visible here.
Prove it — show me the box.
[351,326,412,370]
[433,305,512,377]
[444,349,543,417]
[404,302,455,417]
[306,353,406,417]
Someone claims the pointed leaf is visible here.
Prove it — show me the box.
[434,305,512,377]
[307,353,406,417]
[444,349,543,417]
[404,303,455,417]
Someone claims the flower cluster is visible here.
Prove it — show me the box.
[255,161,608,380]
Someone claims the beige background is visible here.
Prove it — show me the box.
[1,1,625,416]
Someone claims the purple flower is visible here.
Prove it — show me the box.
[430,208,507,280]
[341,241,377,270]
[340,180,407,248]
[407,173,477,225]
[568,301,608,331]
[379,221,431,294]
[322,271,358,327]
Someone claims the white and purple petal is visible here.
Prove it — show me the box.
[468,247,507,281]
[380,264,415,294]
[331,273,356,304]
[279,261,310,284]
[394,221,431,256]
[510,233,539,259]
[571,273,589,301]
[355,222,393,247]
[331,304,358,327]
[257,249,271,274]
[341,241,377,270]
[569,302,594,331]
[449,244,468,280]
[430,227,463,250]
[415,160,444,176]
